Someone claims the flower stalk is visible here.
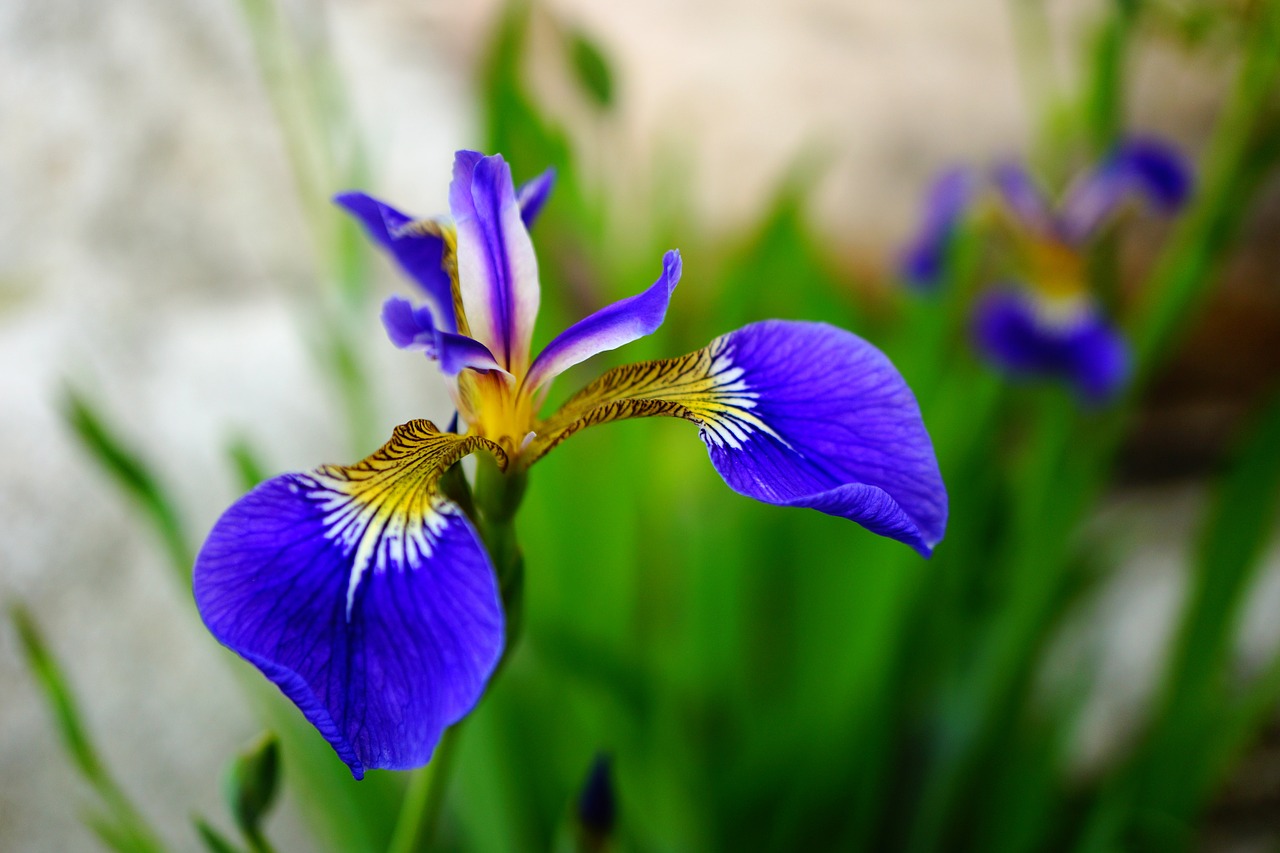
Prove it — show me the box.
[387,723,464,853]
[389,454,528,851]
[474,453,528,663]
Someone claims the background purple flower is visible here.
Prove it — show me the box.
[972,289,1130,404]
[901,137,1190,402]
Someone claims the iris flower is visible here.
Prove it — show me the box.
[194,151,947,779]
[901,138,1191,403]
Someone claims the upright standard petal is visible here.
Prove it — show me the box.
[334,192,457,333]
[523,250,682,392]
[972,289,1130,404]
[450,151,541,375]
[992,162,1057,237]
[899,167,976,290]
[530,320,947,556]
[1059,138,1192,242]
[517,168,556,227]
[194,421,507,778]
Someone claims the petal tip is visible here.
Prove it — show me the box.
[332,190,366,208]
[1116,136,1193,211]
[518,167,557,225]
[662,249,683,290]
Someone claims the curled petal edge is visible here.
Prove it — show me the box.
[381,296,507,377]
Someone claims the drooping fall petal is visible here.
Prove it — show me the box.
[972,289,1130,404]
[334,192,457,333]
[194,421,507,778]
[531,320,947,555]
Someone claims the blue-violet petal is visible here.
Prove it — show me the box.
[698,320,948,555]
[194,422,505,778]
[524,250,682,391]
[899,167,976,290]
[1060,137,1193,241]
[517,168,556,227]
[334,192,457,333]
[449,151,541,375]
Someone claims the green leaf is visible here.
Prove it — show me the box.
[566,28,614,109]
[1087,387,1280,853]
[14,604,167,852]
[83,810,146,853]
[1211,643,1280,791]
[60,387,192,578]
[11,603,107,786]
[1187,391,1280,681]
[1186,392,1280,679]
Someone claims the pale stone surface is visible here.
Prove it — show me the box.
[0,0,467,848]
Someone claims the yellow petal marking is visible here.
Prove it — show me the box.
[523,335,783,467]
[296,419,506,619]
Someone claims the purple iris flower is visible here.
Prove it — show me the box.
[899,167,979,291]
[194,151,948,779]
[901,138,1191,403]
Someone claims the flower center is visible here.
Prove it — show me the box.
[456,370,536,457]
[1021,238,1086,300]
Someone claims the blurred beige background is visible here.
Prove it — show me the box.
[1,0,1274,850]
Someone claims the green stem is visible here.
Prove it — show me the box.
[385,452,528,852]
[474,453,529,655]
[386,725,465,853]
[1133,0,1280,376]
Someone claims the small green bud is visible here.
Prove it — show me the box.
[576,753,617,851]
[222,733,280,843]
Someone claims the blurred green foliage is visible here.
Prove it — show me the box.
[15,0,1280,851]
[11,604,165,853]
[61,387,192,580]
